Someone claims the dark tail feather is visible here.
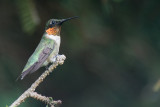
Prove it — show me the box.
[16,74,22,81]
[20,70,30,80]
[16,70,30,81]
[16,64,36,81]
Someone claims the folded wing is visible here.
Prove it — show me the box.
[20,46,53,80]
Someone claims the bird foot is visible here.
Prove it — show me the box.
[56,54,66,65]
[50,54,66,65]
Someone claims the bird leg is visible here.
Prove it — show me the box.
[50,54,66,65]
[56,55,66,65]
[50,55,58,63]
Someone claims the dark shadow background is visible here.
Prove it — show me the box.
[1,0,160,107]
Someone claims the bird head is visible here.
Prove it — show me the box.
[45,16,78,35]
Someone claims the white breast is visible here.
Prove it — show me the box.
[44,34,61,65]
[46,34,61,47]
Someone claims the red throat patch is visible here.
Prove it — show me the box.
[46,27,59,35]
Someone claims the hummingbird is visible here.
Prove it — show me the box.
[19,16,78,80]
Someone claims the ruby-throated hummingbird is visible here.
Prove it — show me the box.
[19,16,78,80]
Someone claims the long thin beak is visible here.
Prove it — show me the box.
[59,16,78,25]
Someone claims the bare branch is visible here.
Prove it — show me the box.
[29,92,62,107]
[10,55,66,107]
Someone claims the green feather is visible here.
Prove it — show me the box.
[22,34,54,73]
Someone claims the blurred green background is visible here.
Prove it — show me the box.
[1,0,160,107]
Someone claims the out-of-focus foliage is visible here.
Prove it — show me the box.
[15,0,40,34]
[1,0,160,107]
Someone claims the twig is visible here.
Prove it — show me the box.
[10,54,66,107]
[30,92,62,107]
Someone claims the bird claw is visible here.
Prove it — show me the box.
[50,54,66,65]
[56,54,66,65]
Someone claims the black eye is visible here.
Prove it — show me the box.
[52,21,55,24]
